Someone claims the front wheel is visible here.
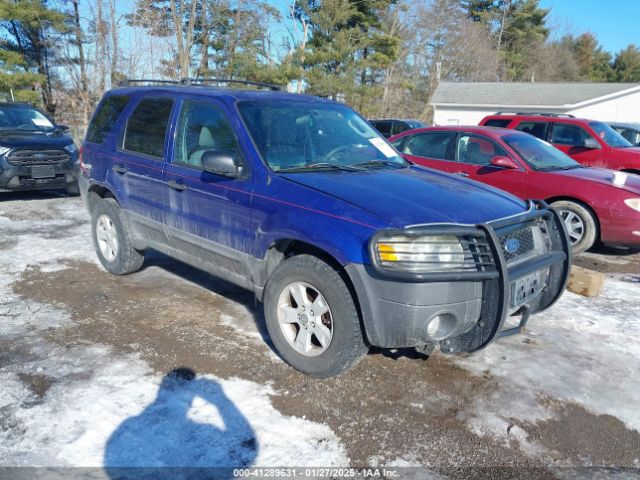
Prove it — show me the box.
[264,255,368,377]
[551,200,598,254]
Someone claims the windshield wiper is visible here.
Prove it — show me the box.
[278,162,363,173]
[537,165,583,171]
[351,159,407,169]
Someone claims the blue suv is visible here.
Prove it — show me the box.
[79,79,571,377]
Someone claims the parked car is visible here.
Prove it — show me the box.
[609,122,640,147]
[80,80,570,377]
[479,113,640,174]
[369,118,426,138]
[0,102,79,194]
[389,126,640,253]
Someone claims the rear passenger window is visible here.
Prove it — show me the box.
[483,119,511,128]
[86,95,129,144]
[550,123,594,147]
[391,121,411,135]
[372,121,392,137]
[122,97,174,159]
[402,132,452,160]
[515,121,548,140]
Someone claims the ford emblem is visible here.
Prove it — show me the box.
[504,238,520,254]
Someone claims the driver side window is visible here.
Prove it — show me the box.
[455,135,508,166]
[174,100,237,169]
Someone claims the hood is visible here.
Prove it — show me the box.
[0,130,74,149]
[280,166,528,227]
[555,167,640,196]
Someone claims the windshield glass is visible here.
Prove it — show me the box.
[589,121,632,148]
[503,134,580,170]
[237,100,406,172]
[0,105,55,132]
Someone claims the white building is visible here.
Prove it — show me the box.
[431,82,640,126]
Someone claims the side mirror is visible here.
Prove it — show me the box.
[57,124,70,133]
[583,138,601,149]
[201,150,241,178]
[490,155,519,169]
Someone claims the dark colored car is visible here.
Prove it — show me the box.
[369,118,426,138]
[79,80,570,377]
[479,113,640,174]
[390,126,640,253]
[0,102,79,194]
[609,122,640,147]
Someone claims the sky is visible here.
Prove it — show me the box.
[540,0,640,54]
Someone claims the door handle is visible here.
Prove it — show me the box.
[167,180,187,191]
[112,165,128,174]
[454,172,469,177]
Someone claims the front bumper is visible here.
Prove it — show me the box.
[347,202,571,351]
[0,160,79,192]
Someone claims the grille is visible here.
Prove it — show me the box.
[498,227,535,262]
[463,235,496,273]
[6,149,71,166]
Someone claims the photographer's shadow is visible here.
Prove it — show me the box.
[105,368,258,480]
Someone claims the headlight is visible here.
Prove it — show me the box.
[625,198,640,212]
[374,234,466,273]
[0,146,10,156]
[64,143,77,153]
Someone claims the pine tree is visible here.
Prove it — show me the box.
[613,45,640,82]
[0,0,69,114]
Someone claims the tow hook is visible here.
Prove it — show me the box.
[498,305,531,339]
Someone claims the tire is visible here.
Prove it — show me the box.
[91,197,145,275]
[65,181,80,196]
[264,254,368,377]
[551,200,598,254]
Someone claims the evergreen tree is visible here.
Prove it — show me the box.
[573,33,614,82]
[500,0,549,80]
[613,44,640,82]
[296,0,400,114]
[0,0,68,114]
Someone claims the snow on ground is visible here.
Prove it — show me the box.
[453,278,640,458]
[0,197,348,468]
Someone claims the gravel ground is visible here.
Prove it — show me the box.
[1,191,639,480]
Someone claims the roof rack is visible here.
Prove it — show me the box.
[118,79,181,87]
[118,77,282,91]
[495,112,575,118]
[181,77,282,91]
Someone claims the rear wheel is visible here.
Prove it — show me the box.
[91,198,144,274]
[264,254,368,377]
[551,200,597,254]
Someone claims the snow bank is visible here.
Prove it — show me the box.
[0,197,348,468]
[454,278,640,449]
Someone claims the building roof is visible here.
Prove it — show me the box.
[431,82,640,108]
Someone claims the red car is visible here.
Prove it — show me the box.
[389,126,640,253]
[479,113,640,174]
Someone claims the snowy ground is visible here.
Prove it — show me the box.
[1,192,639,480]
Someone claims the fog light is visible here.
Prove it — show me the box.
[426,313,457,340]
[426,316,441,337]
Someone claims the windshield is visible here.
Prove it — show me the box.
[589,121,632,148]
[0,105,56,132]
[503,134,580,171]
[237,100,406,172]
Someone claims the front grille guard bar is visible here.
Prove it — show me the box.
[369,200,571,353]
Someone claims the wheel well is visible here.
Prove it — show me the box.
[87,185,116,211]
[262,240,361,311]
[265,239,346,280]
[546,196,601,240]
